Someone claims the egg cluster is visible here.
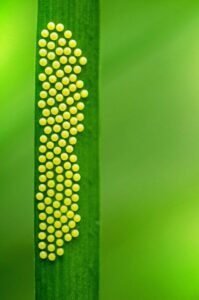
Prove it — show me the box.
[36,22,88,261]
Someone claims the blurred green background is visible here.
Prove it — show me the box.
[1,0,199,299]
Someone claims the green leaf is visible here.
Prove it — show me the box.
[35,1,100,299]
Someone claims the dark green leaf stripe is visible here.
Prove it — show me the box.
[35,1,99,299]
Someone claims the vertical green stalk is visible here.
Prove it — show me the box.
[35,0,99,299]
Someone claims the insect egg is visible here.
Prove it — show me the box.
[36,23,88,261]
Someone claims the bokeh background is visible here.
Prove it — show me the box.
[1,0,199,299]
